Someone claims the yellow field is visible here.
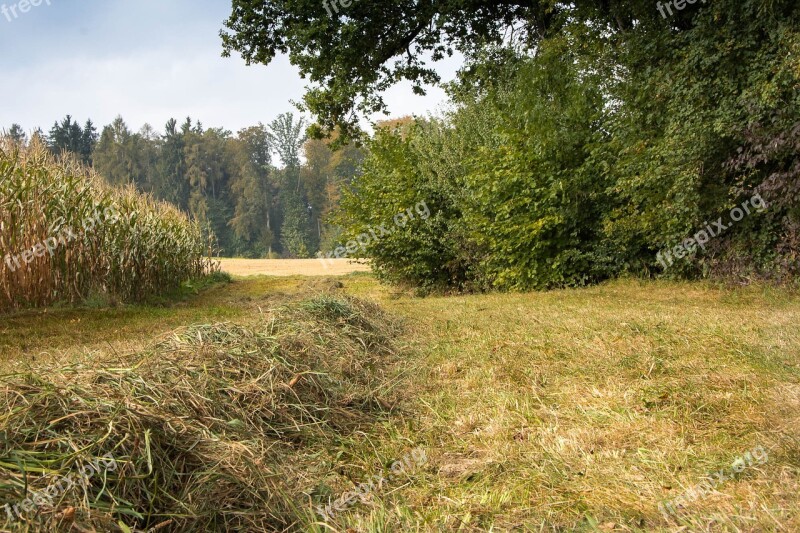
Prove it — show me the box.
[217,258,370,277]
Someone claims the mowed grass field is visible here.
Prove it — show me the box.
[1,269,799,531]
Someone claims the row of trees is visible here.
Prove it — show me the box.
[9,0,796,290]
[333,0,800,291]
[5,114,364,258]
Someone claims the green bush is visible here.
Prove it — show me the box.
[335,0,800,291]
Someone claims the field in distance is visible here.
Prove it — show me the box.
[217,258,370,277]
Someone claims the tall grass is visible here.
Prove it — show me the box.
[0,138,217,311]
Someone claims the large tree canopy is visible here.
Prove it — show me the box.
[327,0,799,290]
[220,1,669,138]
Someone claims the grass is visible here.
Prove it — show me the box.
[1,288,403,531]
[1,274,799,531]
[364,280,800,531]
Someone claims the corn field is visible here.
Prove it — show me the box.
[0,138,218,312]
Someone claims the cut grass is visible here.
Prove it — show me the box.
[309,278,800,531]
[1,293,402,531]
[1,276,799,531]
[0,275,291,371]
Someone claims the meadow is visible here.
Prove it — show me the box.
[1,272,797,531]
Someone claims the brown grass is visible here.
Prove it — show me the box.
[0,293,401,531]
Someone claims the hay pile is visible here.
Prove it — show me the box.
[0,295,401,531]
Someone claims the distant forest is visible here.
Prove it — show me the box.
[3,114,364,258]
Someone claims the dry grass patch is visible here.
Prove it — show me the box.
[218,258,370,277]
[0,294,402,531]
[1,277,798,532]
[326,280,800,532]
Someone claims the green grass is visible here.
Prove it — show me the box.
[0,274,271,370]
[2,275,799,531]
[360,280,800,531]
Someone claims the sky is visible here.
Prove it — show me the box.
[0,0,463,136]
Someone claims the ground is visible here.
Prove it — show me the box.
[1,266,798,531]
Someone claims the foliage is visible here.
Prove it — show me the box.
[462,35,612,290]
[599,0,800,282]
[5,124,26,145]
[48,115,97,165]
[336,122,479,291]
[280,190,313,258]
[8,111,365,259]
[220,0,682,139]
[229,125,275,257]
[336,0,800,291]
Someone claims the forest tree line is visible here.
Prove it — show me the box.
[4,114,364,258]
[5,0,798,291]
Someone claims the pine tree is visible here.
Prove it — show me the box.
[6,124,26,145]
[81,119,98,164]
[155,118,189,210]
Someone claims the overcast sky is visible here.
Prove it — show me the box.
[0,0,462,136]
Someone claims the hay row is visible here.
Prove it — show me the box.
[0,296,401,531]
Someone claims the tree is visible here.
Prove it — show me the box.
[268,113,314,256]
[81,119,98,164]
[93,116,148,187]
[14,111,360,261]
[6,124,26,144]
[229,125,276,256]
[302,133,365,251]
[334,0,800,290]
[268,113,306,175]
[48,116,96,164]
[48,115,74,154]
[155,118,189,210]
[279,190,313,258]
[134,124,160,194]
[220,1,661,138]
[184,127,236,254]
